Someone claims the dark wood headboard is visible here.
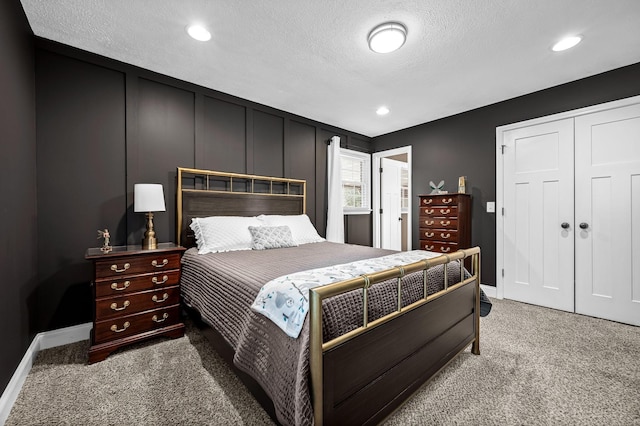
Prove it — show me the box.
[177,167,307,248]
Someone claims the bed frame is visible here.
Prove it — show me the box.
[176,167,481,425]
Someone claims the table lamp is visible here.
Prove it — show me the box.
[134,183,166,249]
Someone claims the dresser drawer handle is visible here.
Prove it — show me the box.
[152,275,169,285]
[110,300,130,311]
[440,220,451,226]
[423,199,433,205]
[152,293,169,303]
[440,209,451,215]
[151,259,169,268]
[110,322,130,333]
[425,232,434,238]
[152,313,169,323]
[442,198,453,204]
[111,281,131,291]
[425,220,434,226]
[110,263,130,273]
[425,245,435,250]
[441,233,451,239]
[425,209,434,214]
[440,246,452,253]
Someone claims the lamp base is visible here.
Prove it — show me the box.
[141,236,158,250]
[141,212,158,250]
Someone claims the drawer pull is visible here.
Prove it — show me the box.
[110,263,130,273]
[442,198,453,204]
[151,259,169,268]
[110,322,130,333]
[425,220,434,226]
[152,293,169,303]
[440,208,451,215]
[111,281,131,291]
[440,220,451,226]
[425,209,434,214]
[110,300,130,311]
[441,246,452,253]
[425,245,435,250]
[152,313,169,323]
[152,275,169,285]
[425,232,434,238]
[423,199,433,205]
[441,233,451,239]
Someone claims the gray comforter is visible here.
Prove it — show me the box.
[180,242,472,425]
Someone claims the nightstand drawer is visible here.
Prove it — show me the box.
[95,253,181,279]
[93,305,180,344]
[94,270,180,297]
[95,286,180,321]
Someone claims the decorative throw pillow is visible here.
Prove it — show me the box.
[257,214,325,245]
[248,225,297,250]
[190,216,261,254]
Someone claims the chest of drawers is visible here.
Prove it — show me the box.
[418,194,471,254]
[86,242,186,363]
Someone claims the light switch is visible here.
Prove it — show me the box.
[486,202,495,213]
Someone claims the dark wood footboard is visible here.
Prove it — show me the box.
[310,247,480,425]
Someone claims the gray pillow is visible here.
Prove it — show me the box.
[248,225,297,250]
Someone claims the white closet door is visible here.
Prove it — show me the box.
[575,103,640,326]
[503,119,575,311]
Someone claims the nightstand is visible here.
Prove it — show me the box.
[85,242,186,363]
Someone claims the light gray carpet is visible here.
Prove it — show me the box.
[6,299,640,425]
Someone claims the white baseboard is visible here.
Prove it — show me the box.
[0,322,92,425]
[480,284,497,299]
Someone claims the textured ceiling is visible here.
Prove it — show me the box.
[20,0,640,137]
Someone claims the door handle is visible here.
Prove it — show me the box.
[561,222,570,229]
[579,223,589,229]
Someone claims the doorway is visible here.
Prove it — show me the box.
[373,146,412,251]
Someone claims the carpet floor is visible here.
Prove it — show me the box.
[6,298,640,425]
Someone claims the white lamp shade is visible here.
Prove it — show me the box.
[134,184,166,212]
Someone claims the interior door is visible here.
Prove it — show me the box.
[575,103,640,326]
[380,158,403,250]
[503,119,575,311]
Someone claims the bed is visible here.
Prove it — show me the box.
[176,167,483,425]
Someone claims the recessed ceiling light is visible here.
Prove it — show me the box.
[376,106,390,116]
[552,35,582,52]
[368,22,407,54]
[187,24,211,42]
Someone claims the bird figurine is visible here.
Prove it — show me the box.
[429,180,445,194]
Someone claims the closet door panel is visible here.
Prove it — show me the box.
[575,103,640,326]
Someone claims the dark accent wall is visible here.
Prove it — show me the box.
[373,62,640,286]
[0,0,37,394]
[33,39,373,332]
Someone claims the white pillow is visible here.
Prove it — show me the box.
[257,214,325,245]
[190,216,261,254]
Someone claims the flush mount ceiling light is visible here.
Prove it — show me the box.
[368,22,407,53]
[376,106,390,116]
[186,24,211,42]
[552,35,582,52]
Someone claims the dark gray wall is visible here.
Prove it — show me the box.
[0,0,37,394]
[373,62,640,286]
[33,40,373,332]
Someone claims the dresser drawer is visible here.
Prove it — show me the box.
[420,241,458,253]
[93,305,180,345]
[94,270,180,298]
[95,253,181,279]
[420,206,458,218]
[95,286,180,321]
[420,229,459,242]
[420,218,459,230]
[420,195,459,207]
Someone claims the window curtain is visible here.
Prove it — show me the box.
[326,135,344,243]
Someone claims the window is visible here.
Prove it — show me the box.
[401,166,409,212]
[340,149,371,214]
